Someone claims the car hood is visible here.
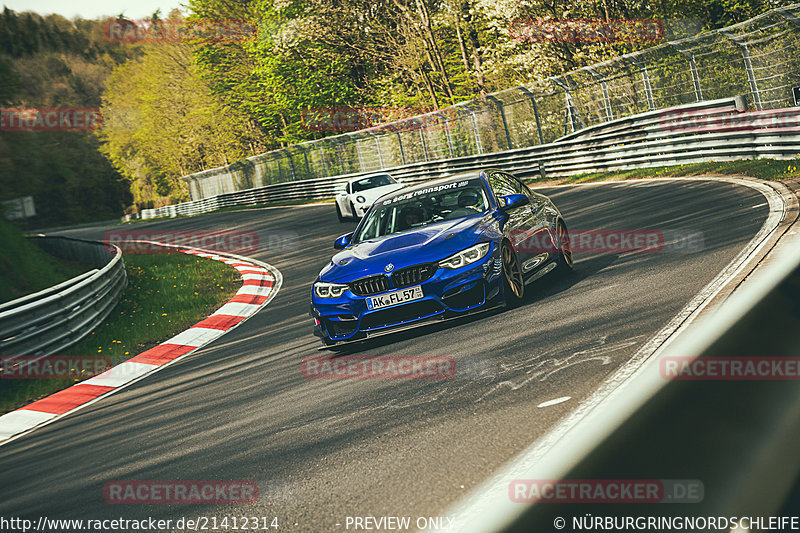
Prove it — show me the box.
[319,213,492,283]
[355,183,406,203]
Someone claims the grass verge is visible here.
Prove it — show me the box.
[0,219,86,304]
[0,249,241,414]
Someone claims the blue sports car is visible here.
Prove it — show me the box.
[310,169,573,347]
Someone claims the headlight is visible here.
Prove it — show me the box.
[356,195,366,203]
[314,281,349,298]
[439,242,491,269]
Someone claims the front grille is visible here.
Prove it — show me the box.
[360,300,444,330]
[349,275,390,296]
[391,262,438,288]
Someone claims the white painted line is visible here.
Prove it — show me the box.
[240,273,272,281]
[0,410,57,440]
[213,301,262,317]
[236,285,275,296]
[537,397,572,408]
[81,362,159,388]
[166,327,226,347]
[234,265,269,273]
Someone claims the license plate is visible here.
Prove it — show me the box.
[366,286,423,310]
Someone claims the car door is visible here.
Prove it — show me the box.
[518,180,556,272]
[488,171,537,264]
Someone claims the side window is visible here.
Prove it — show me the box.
[488,171,517,197]
[500,172,527,196]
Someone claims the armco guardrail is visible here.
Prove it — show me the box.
[0,237,127,356]
[137,97,800,219]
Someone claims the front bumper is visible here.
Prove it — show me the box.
[310,245,503,344]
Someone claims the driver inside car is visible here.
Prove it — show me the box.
[398,204,424,230]
[458,190,480,212]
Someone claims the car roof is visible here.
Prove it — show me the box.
[392,170,485,193]
[366,170,487,205]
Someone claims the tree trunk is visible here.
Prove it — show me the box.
[463,1,486,95]
[453,2,472,79]
[415,0,455,103]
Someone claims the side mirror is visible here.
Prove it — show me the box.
[499,193,530,210]
[334,232,353,250]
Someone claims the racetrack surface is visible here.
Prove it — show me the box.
[0,179,771,531]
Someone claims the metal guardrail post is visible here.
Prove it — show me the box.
[553,78,583,134]
[372,133,385,168]
[625,56,656,110]
[584,67,614,122]
[352,136,366,172]
[517,86,545,145]
[486,95,513,150]
[434,112,455,158]
[302,147,312,178]
[319,145,328,176]
[419,122,430,161]
[284,150,297,181]
[668,41,704,102]
[720,30,763,110]
[453,102,483,155]
[335,141,345,174]
[275,154,284,182]
[396,130,407,165]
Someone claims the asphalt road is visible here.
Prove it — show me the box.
[0,179,771,532]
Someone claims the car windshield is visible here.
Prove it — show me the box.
[351,174,395,193]
[353,178,489,242]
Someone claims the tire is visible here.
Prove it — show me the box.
[336,202,345,222]
[555,220,574,271]
[501,241,525,306]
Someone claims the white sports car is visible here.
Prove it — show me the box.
[335,173,405,221]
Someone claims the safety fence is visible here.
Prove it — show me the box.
[167,3,800,206]
[138,97,800,219]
